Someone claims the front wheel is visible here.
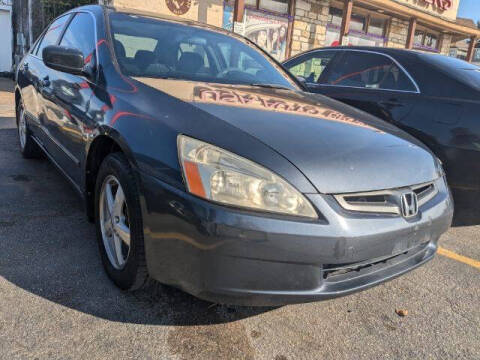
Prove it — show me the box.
[94,152,149,291]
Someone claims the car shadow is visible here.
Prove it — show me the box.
[0,127,275,326]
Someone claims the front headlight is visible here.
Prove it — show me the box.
[434,156,445,177]
[178,135,317,219]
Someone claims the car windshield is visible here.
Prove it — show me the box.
[109,12,298,89]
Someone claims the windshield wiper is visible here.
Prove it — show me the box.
[248,83,292,90]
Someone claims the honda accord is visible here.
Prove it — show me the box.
[15,5,453,305]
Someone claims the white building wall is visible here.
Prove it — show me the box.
[0,1,13,73]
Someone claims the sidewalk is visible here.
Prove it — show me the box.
[0,77,15,128]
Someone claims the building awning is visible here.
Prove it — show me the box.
[357,0,480,38]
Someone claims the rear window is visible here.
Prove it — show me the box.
[109,12,297,89]
[420,53,479,70]
[420,53,480,90]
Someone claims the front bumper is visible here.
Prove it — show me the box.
[139,174,453,306]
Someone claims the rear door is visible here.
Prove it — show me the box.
[315,50,419,126]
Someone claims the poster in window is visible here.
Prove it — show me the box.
[238,9,289,62]
[222,4,234,32]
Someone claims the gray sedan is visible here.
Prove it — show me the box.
[15,6,453,305]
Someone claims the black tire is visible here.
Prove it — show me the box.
[94,152,149,291]
[16,102,41,159]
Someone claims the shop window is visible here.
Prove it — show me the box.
[323,51,417,92]
[328,7,343,27]
[285,51,336,83]
[414,30,424,46]
[260,0,289,13]
[425,33,438,49]
[368,17,385,37]
[350,13,366,33]
[245,0,290,14]
[327,7,386,47]
[414,29,439,52]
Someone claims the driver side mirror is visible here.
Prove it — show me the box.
[296,75,306,83]
[296,75,307,87]
[43,45,85,76]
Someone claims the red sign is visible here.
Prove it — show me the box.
[422,0,452,10]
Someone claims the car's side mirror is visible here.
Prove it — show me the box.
[43,45,85,76]
[296,75,307,85]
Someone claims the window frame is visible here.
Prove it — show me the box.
[327,5,388,39]
[32,14,73,59]
[245,0,291,16]
[306,49,421,94]
[413,26,440,53]
[58,12,97,62]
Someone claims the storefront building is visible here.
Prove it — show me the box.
[103,0,480,62]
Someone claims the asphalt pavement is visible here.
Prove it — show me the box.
[0,78,479,359]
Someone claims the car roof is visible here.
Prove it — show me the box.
[286,46,424,61]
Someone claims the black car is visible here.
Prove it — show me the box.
[15,6,452,306]
[283,47,480,197]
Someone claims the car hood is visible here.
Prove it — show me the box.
[136,78,439,194]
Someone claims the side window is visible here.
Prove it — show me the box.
[285,52,335,84]
[36,15,70,58]
[60,13,95,63]
[324,51,417,92]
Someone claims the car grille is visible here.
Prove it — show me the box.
[323,242,430,281]
[334,181,438,215]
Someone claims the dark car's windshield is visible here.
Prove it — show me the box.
[109,12,298,89]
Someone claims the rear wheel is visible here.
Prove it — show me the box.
[17,102,41,158]
[94,152,149,290]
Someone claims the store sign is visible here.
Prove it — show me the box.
[165,0,192,15]
[396,0,458,20]
[422,0,452,10]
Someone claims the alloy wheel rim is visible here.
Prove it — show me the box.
[18,108,27,149]
[99,175,131,270]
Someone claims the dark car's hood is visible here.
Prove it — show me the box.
[136,79,439,194]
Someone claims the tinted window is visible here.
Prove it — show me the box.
[110,12,297,89]
[421,53,480,91]
[60,13,95,62]
[36,15,70,58]
[285,52,336,83]
[324,51,417,92]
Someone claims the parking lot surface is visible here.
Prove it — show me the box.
[0,78,479,359]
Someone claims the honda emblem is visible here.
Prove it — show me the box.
[400,192,418,218]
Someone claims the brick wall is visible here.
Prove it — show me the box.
[386,17,409,49]
[290,0,330,56]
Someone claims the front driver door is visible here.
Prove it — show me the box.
[43,12,97,185]
[284,50,339,91]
